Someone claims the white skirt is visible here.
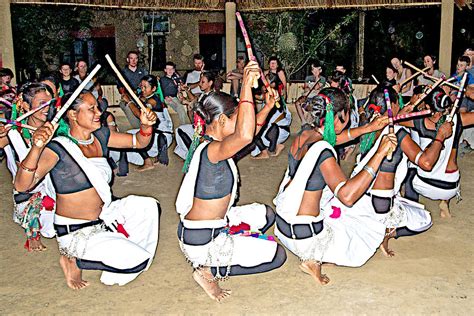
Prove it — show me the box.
[412,173,460,201]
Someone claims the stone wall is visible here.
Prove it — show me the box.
[90,8,224,74]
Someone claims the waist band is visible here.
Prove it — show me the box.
[54,219,105,238]
[416,174,459,190]
[177,221,226,246]
[14,192,33,204]
[276,213,324,240]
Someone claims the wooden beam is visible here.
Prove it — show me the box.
[225,1,236,74]
[356,10,366,79]
[439,0,454,75]
[1,2,16,84]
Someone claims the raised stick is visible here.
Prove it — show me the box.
[393,110,431,122]
[304,78,321,98]
[105,54,147,112]
[15,100,52,122]
[384,89,394,161]
[0,118,37,131]
[51,64,102,125]
[371,75,380,85]
[446,72,468,123]
[236,12,281,108]
[0,97,12,107]
[411,77,444,110]
[400,66,430,87]
[403,61,459,90]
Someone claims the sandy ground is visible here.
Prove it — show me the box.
[0,108,473,314]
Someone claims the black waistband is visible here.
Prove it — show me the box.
[177,221,226,246]
[54,219,104,238]
[416,174,459,190]
[275,213,324,240]
[14,192,33,204]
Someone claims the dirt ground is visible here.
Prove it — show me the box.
[0,109,473,314]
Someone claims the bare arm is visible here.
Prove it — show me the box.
[461,112,474,127]
[336,116,389,145]
[255,88,278,134]
[321,134,397,207]
[207,62,260,162]
[108,108,156,149]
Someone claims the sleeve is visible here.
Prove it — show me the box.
[317,149,336,166]
[396,128,409,143]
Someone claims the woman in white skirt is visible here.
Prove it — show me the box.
[355,83,453,257]
[15,92,160,290]
[176,62,286,302]
[274,87,397,285]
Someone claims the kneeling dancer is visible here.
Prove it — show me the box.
[176,62,286,302]
[274,88,396,285]
[15,92,160,289]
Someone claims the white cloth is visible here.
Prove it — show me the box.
[186,70,202,95]
[352,126,432,232]
[251,108,292,156]
[176,141,278,269]
[412,115,460,200]
[174,124,194,160]
[52,137,159,286]
[5,129,56,238]
[274,141,385,267]
[125,109,173,166]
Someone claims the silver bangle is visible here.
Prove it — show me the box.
[414,150,423,166]
[363,165,377,178]
[347,128,353,141]
[132,133,137,149]
[334,181,346,199]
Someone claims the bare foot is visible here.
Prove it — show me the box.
[270,144,285,157]
[59,256,89,290]
[439,200,451,218]
[251,150,270,160]
[299,261,330,285]
[379,230,395,257]
[27,237,47,252]
[137,159,154,172]
[192,268,232,302]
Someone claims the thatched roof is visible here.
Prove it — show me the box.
[9,0,473,11]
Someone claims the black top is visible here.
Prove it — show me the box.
[46,127,110,194]
[160,74,182,98]
[60,77,80,94]
[412,114,462,150]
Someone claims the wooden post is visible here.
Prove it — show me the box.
[0,1,16,85]
[356,10,366,79]
[439,0,454,75]
[225,1,237,74]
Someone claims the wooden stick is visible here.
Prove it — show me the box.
[403,61,459,90]
[0,118,37,131]
[446,72,468,123]
[371,75,379,85]
[393,110,431,122]
[51,64,102,125]
[0,97,12,107]
[304,78,321,98]
[400,66,430,87]
[384,89,394,161]
[235,12,280,108]
[105,54,147,112]
[411,77,444,110]
[15,100,52,122]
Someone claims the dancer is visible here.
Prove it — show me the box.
[274,87,395,285]
[125,75,173,170]
[174,71,215,160]
[15,91,160,289]
[0,83,56,251]
[176,61,286,302]
[403,88,474,217]
[355,84,448,256]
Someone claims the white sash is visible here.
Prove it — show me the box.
[416,114,458,181]
[175,141,239,219]
[352,125,409,196]
[273,141,336,222]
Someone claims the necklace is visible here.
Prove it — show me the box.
[68,131,95,145]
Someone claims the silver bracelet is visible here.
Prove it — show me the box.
[334,181,346,199]
[414,150,423,165]
[363,165,377,178]
[132,133,137,149]
[347,128,354,141]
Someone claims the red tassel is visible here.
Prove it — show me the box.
[229,222,251,235]
[116,224,130,238]
[329,206,341,219]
